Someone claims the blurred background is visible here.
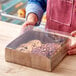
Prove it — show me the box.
[0,0,46,26]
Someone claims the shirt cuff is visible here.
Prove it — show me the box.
[26,3,44,25]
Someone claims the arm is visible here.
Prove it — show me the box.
[23,0,46,27]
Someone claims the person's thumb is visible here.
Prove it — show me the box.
[71,31,76,37]
[68,49,76,55]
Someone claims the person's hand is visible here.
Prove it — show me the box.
[22,13,38,33]
[68,31,76,55]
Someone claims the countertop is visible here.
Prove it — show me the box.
[0,21,76,76]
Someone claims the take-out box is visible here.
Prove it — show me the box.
[5,27,69,71]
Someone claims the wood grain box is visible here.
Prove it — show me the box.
[5,29,69,71]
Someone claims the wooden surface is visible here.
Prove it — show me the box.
[0,21,76,76]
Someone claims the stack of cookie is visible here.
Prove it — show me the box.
[16,40,61,58]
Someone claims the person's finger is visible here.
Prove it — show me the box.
[71,31,76,37]
[69,42,76,50]
[23,21,35,28]
[26,22,35,26]
[68,49,76,55]
[22,21,29,28]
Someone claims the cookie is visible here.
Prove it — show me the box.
[16,43,32,52]
[28,40,42,49]
[32,44,49,57]
[45,43,61,56]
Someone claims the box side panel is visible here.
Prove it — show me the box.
[31,54,51,71]
[51,41,69,70]
[5,48,14,62]
[5,48,51,71]
[5,48,31,67]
